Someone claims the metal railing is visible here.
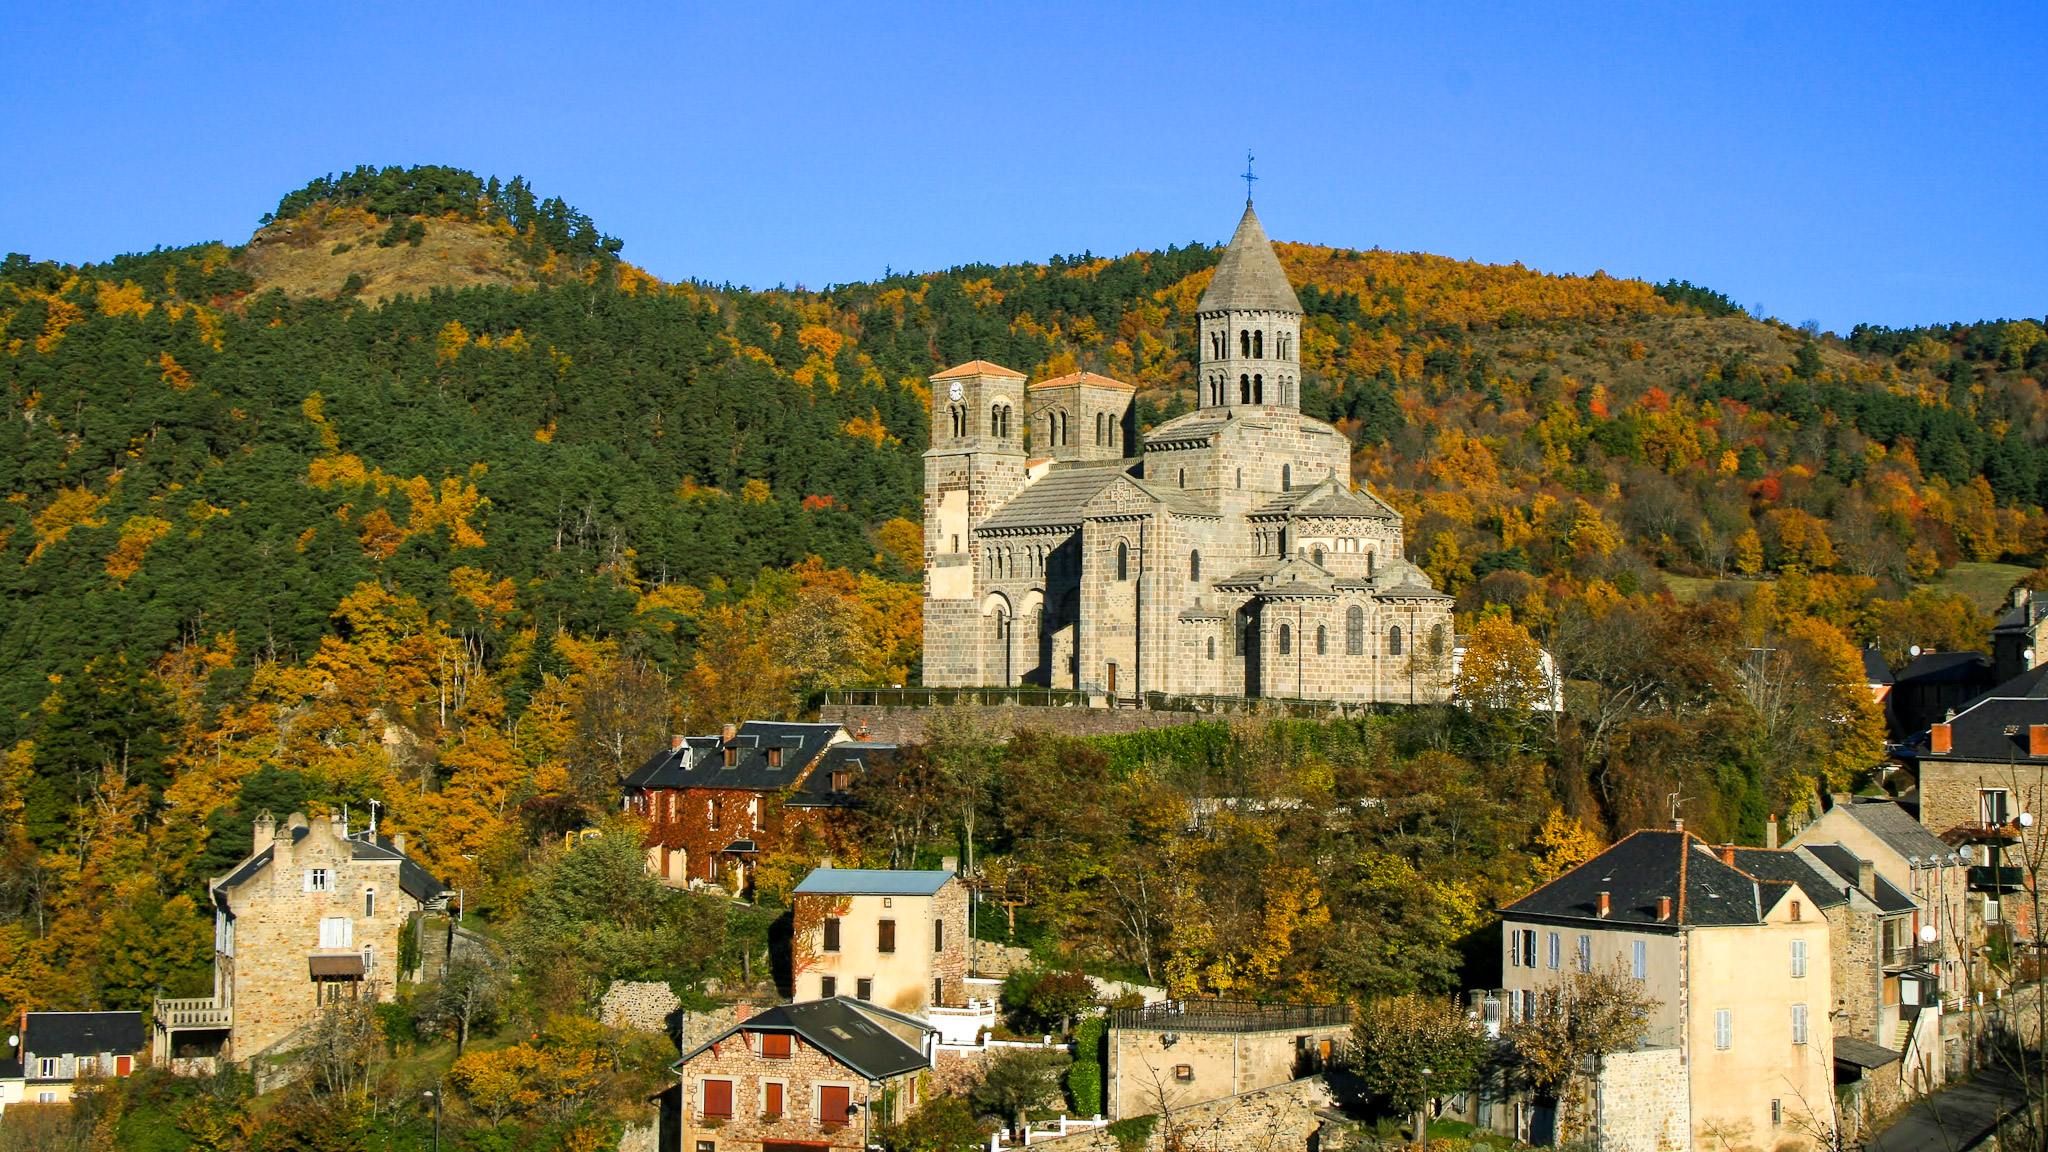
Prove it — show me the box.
[1107,998,1351,1033]
[1883,942,1940,969]
[1969,865,2027,893]
[154,996,231,1029]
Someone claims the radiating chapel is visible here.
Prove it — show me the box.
[921,202,1454,703]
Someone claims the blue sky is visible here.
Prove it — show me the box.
[2,1,2041,332]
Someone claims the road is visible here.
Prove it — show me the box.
[1867,1067,2030,1152]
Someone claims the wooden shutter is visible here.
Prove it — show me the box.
[765,1081,784,1115]
[821,1085,852,1123]
[879,919,896,953]
[703,1078,733,1117]
[762,1032,791,1058]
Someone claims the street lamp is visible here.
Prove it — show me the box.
[1415,1068,1433,1152]
[423,1088,441,1152]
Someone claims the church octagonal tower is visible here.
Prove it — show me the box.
[1196,204,1303,411]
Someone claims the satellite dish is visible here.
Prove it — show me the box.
[1961,845,1975,863]
[1920,924,1939,944]
[2022,813,2036,828]
[1910,645,1922,657]
[2028,648,2037,664]
[5,1035,14,1048]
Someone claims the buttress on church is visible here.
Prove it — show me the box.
[920,203,1456,704]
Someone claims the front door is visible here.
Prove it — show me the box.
[1106,662,1117,699]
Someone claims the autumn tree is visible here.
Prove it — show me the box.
[1503,964,1658,1142]
[1350,994,1492,1145]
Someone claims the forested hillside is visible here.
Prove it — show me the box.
[2,164,2046,1040]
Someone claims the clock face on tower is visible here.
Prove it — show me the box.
[949,381,963,402]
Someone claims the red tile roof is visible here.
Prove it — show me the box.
[1029,370,1136,391]
[931,360,1025,380]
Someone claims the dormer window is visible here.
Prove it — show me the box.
[832,771,853,792]
[724,747,737,768]
[767,748,782,768]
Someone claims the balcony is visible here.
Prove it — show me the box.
[1883,942,1940,969]
[153,996,231,1029]
[1970,866,2028,893]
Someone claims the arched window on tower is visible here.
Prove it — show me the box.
[1096,412,1106,445]
[1281,464,1291,491]
[1002,405,1012,437]
[1429,623,1445,655]
[1346,606,1364,654]
[1236,468,1243,489]
[1115,541,1128,581]
[1279,623,1292,655]
[1059,411,1068,445]
[1367,550,1376,577]
[1389,626,1404,657]
[1253,330,1263,358]
[1316,625,1327,654]
[1206,636,1215,660]
[1240,330,1250,357]
[1312,545,1324,566]
[1190,550,1201,581]
[1239,374,1250,404]
[1178,468,1186,489]
[1254,374,1264,404]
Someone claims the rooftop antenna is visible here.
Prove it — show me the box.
[1242,150,1258,205]
[367,798,380,838]
[1668,791,1688,831]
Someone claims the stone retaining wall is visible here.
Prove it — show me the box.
[600,981,683,1034]
[1028,1075,1330,1152]
[823,704,1221,746]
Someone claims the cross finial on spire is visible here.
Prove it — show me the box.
[1242,150,1258,204]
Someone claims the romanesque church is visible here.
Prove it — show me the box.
[921,203,1455,703]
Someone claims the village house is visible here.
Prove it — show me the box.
[1,1011,144,1113]
[1495,829,1834,1151]
[623,721,895,895]
[1911,662,2048,941]
[1103,998,1349,1121]
[790,868,969,1018]
[672,996,934,1152]
[152,811,447,1066]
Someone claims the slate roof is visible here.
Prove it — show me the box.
[22,1012,145,1063]
[1801,844,1918,914]
[215,826,446,904]
[1895,651,1995,686]
[1834,1036,1902,1069]
[622,721,845,792]
[786,742,900,809]
[0,1055,19,1080]
[1992,599,2048,637]
[973,464,1134,532]
[1829,798,1958,863]
[1197,204,1303,315]
[795,868,954,897]
[1504,830,1801,928]
[1724,847,1849,911]
[1863,647,1894,686]
[1917,676,2048,763]
[676,997,932,1081]
[932,360,1024,380]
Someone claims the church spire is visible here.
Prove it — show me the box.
[1197,202,1302,316]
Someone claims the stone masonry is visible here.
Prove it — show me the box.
[1594,1048,1690,1152]
[677,1019,920,1152]
[920,203,1454,705]
[1028,1075,1332,1152]
[599,980,683,1034]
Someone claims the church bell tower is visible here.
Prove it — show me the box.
[1196,202,1305,412]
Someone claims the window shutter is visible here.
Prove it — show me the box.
[1791,1004,1808,1045]
[1714,1009,1732,1050]
[765,1081,784,1115]
[704,1079,733,1118]
[879,919,896,953]
[823,917,841,952]
[1632,940,1647,980]
[1547,932,1560,970]
[821,1085,852,1123]
[1791,939,1807,978]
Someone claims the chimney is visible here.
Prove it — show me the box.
[1656,895,1672,921]
[1931,723,1952,754]
[721,723,738,743]
[942,856,959,873]
[1720,844,1736,867]
[1858,859,1875,897]
[393,832,407,856]
[252,811,276,854]
[734,1003,752,1023]
[857,720,871,742]
[672,734,685,752]
[1673,818,1684,832]
[2031,726,2048,757]
[1598,891,1612,918]
[1767,815,1780,850]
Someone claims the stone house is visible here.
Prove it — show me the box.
[1990,585,2048,686]
[623,721,895,894]
[152,811,447,1065]
[1892,650,1997,738]
[672,996,934,1152]
[1103,999,1348,1121]
[790,868,968,1018]
[1,1011,144,1112]
[1911,664,2048,942]
[920,203,1455,704]
[1496,829,1835,1151]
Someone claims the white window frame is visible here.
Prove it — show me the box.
[1791,1003,1809,1046]
[1714,1008,1733,1050]
[37,1091,57,1104]
[1791,939,1807,978]
[37,1057,58,1078]
[364,888,376,918]
[1547,932,1560,970]
[305,867,331,892]
[1981,788,2011,826]
[1577,934,1591,973]
[1632,939,1647,980]
[319,916,353,949]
